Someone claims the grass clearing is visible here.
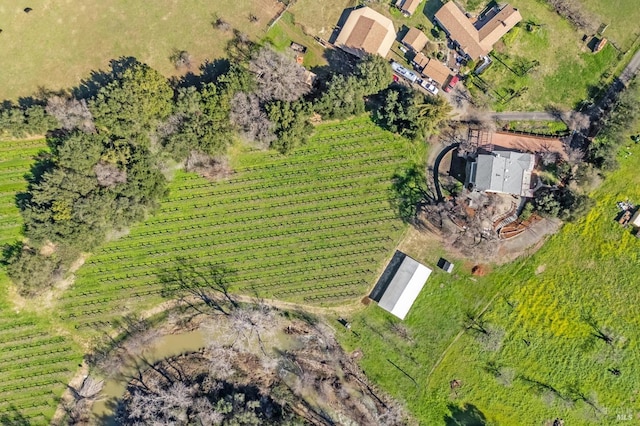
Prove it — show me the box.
[502,120,569,135]
[289,0,357,40]
[336,132,640,423]
[575,0,640,50]
[0,0,284,101]
[470,0,621,111]
[264,12,328,68]
[458,0,640,110]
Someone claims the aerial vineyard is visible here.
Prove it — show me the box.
[61,116,415,329]
[0,138,80,423]
[0,117,417,421]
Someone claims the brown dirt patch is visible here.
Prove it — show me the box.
[39,241,57,256]
[471,264,489,276]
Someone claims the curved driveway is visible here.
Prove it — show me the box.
[432,143,460,203]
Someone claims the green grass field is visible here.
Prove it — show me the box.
[0,116,417,422]
[0,0,284,101]
[460,0,639,51]
[471,0,623,111]
[574,0,640,50]
[336,134,640,423]
[264,12,328,68]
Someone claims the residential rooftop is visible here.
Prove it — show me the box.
[466,150,535,197]
[402,27,429,52]
[334,7,396,58]
[434,2,522,59]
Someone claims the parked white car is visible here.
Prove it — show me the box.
[420,79,439,95]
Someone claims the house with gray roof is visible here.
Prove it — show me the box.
[465,150,535,197]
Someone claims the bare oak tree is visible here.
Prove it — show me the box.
[46,96,96,133]
[230,92,275,148]
[94,161,127,187]
[249,47,311,102]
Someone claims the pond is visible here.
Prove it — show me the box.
[91,329,205,424]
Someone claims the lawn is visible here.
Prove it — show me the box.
[575,0,640,51]
[336,130,640,422]
[0,0,284,101]
[466,0,621,111]
[460,0,640,51]
[264,12,328,68]
[288,0,357,40]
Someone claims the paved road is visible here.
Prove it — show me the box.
[587,47,640,132]
[619,47,640,86]
[488,111,560,121]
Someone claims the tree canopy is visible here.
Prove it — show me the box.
[355,54,393,95]
[266,100,313,154]
[90,61,173,139]
[19,132,166,251]
[375,85,451,140]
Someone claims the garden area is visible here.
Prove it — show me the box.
[463,0,624,111]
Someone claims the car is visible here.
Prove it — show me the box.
[443,75,459,92]
[420,80,439,95]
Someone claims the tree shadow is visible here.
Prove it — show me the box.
[444,403,487,426]
[197,58,232,85]
[311,48,359,82]
[423,0,445,21]
[158,258,238,315]
[0,405,30,426]
[389,164,436,224]
[71,56,139,100]
[328,7,356,45]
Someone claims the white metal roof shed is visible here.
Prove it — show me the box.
[377,256,431,320]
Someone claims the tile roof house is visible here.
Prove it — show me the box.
[402,27,429,52]
[465,150,535,197]
[396,0,422,16]
[434,1,522,59]
[334,7,396,58]
[421,58,452,86]
[412,52,430,70]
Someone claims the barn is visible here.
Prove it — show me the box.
[369,251,432,320]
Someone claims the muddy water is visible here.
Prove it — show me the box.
[91,329,205,424]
